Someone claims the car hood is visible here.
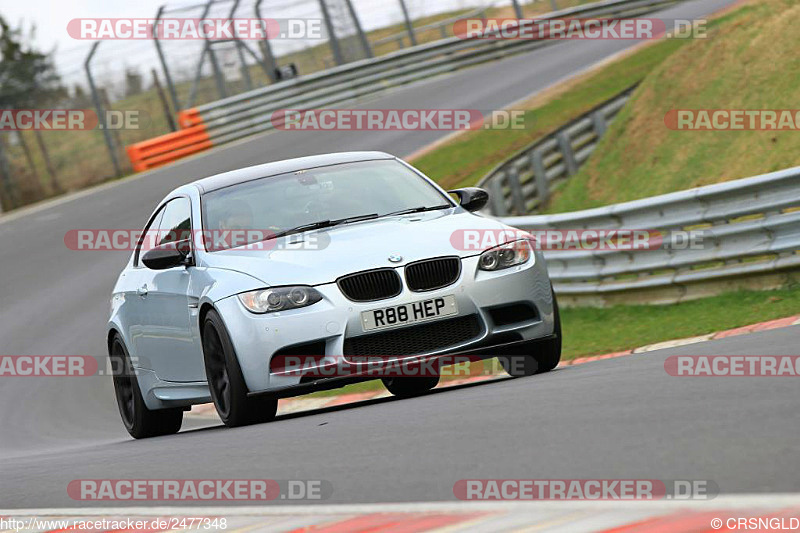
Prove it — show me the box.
[201,210,511,286]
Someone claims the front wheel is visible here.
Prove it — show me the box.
[382,375,440,398]
[110,335,183,439]
[498,292,562,377]
[202,309,278,427]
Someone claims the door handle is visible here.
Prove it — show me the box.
[137,285,149,297]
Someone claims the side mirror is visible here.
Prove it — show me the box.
[141,240,192,270]
[448,187,489,212]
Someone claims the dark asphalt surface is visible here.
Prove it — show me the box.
[2,0,789,510]
[2,326,799,508]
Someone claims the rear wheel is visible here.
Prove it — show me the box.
[499,292,562,377]
[202,309,278,427]
[382,375,440,398]
[109,335,183,439]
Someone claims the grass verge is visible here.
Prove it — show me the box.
[546,0,800,212]
[409,35,688,190]
[300,285,800,398]
[410,2,759,195]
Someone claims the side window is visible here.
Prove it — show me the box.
[158,197,192,246]
[134,207,165,267]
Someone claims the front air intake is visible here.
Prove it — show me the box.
[337,268,403,302]
[405,256,461,292]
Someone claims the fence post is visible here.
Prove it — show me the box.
[153,5,181,112]
[557,131,578,175]
[152,68,177,132]
[318,0,345,66]
[344,0,373,58]
[228,0,253,91]
[531,148,549,206]
[188,0,216,107]
[85,41,122,178]
[511,0,524,18]
[208,45,228,99]
[398,0,417,46]
[254,0,279,82]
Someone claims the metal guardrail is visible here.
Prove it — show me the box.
[478,86,636,216]
[372,7,489,49]
[500,167,800,305]
[176,0,680,149]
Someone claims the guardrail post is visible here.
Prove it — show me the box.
[506,167,527,214]
[85,41,122,178]
[531,148,549,206]
[489,176,508,216]
[592,110,607,137]
[398,0,418,46]
[557,131,578,176]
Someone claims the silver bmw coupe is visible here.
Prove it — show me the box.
[107,152,560,438]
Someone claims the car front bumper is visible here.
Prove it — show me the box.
[215,252,556,395]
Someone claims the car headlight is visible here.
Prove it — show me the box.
[237,286,323,313]
[478,239,533,271]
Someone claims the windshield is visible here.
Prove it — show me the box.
[201,159,452,250]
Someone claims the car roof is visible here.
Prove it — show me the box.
[192,151,396,193]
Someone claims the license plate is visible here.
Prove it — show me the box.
[361,295,458,332]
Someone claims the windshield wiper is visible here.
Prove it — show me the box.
[264,213,379,241]
[381,204,451,218]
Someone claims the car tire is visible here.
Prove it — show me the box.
[202,309,278,427]
[498,290,562,377]
[382,375,440,397]
[109,334,183,439]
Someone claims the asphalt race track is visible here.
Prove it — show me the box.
[3,0,795,510]
[2,326,799,508]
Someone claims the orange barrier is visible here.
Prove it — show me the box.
[126,122,211,172]
[177,108,203,128]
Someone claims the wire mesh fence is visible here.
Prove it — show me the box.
[0,0,581,212]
